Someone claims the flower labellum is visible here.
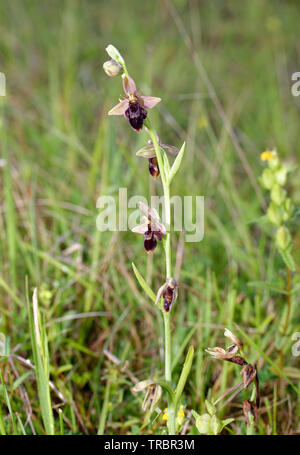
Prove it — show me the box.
[155,278,178,312]
[148,156,160,179]
[108,74,161,132]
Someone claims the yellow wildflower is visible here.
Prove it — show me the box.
[162,408,168,421]
[177,405,185,418]
[261,150,277,162]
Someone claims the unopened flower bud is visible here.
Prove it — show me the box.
[271,184,286,205]
[176,405,185,427]
[267,203,282,226]
[261,168,274,189]
[103,59,123,77]
[276,226,291,250]
[275,165,287,186]
[268,154,280,170]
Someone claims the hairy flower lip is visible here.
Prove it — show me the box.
[155,278,178,312]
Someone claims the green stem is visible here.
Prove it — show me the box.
[144,118,175,434]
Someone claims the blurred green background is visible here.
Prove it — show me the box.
[0,0,299,435]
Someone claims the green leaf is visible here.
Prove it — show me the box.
[174,345,194,408]
[278,248,296,272]
[0,369,17,434]
[0,333,10,358]
[247,281,290,295]
[211,415,221,435]
[205,400,216,416]
[13,371,32,390]
[162,149,170,179]
[26,282,54,435]
[194,413,211,434]
[220,418,234,432]
[171,325,197,371]
[168,142,185,185]
[132,262,156,302]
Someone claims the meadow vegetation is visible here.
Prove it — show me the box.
[0,0,299,435]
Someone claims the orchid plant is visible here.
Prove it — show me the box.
[103,45,192,435]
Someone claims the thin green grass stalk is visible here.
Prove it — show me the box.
[0,399,6,435]
[0,368,17,434]
[26,281,54,435]
[1,105,17,291]
[58,409,64,435]
[97,378,111,435]
[272,383,277,435]
[16,414,26,435]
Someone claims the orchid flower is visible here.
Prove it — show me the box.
[108,74,161,132]
[131,202,166,252]
[136,134,179,179]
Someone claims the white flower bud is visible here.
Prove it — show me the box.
[103,60,123,77]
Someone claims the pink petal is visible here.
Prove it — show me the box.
[141,96,161,109]
[122,74,137,94]
[108,100,128,116]
[132,222,148,235]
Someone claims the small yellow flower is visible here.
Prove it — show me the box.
[177,405,185,419]
[162,408,168,421]
[261,150,277,162]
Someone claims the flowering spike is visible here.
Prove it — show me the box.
[106,73,160,132]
